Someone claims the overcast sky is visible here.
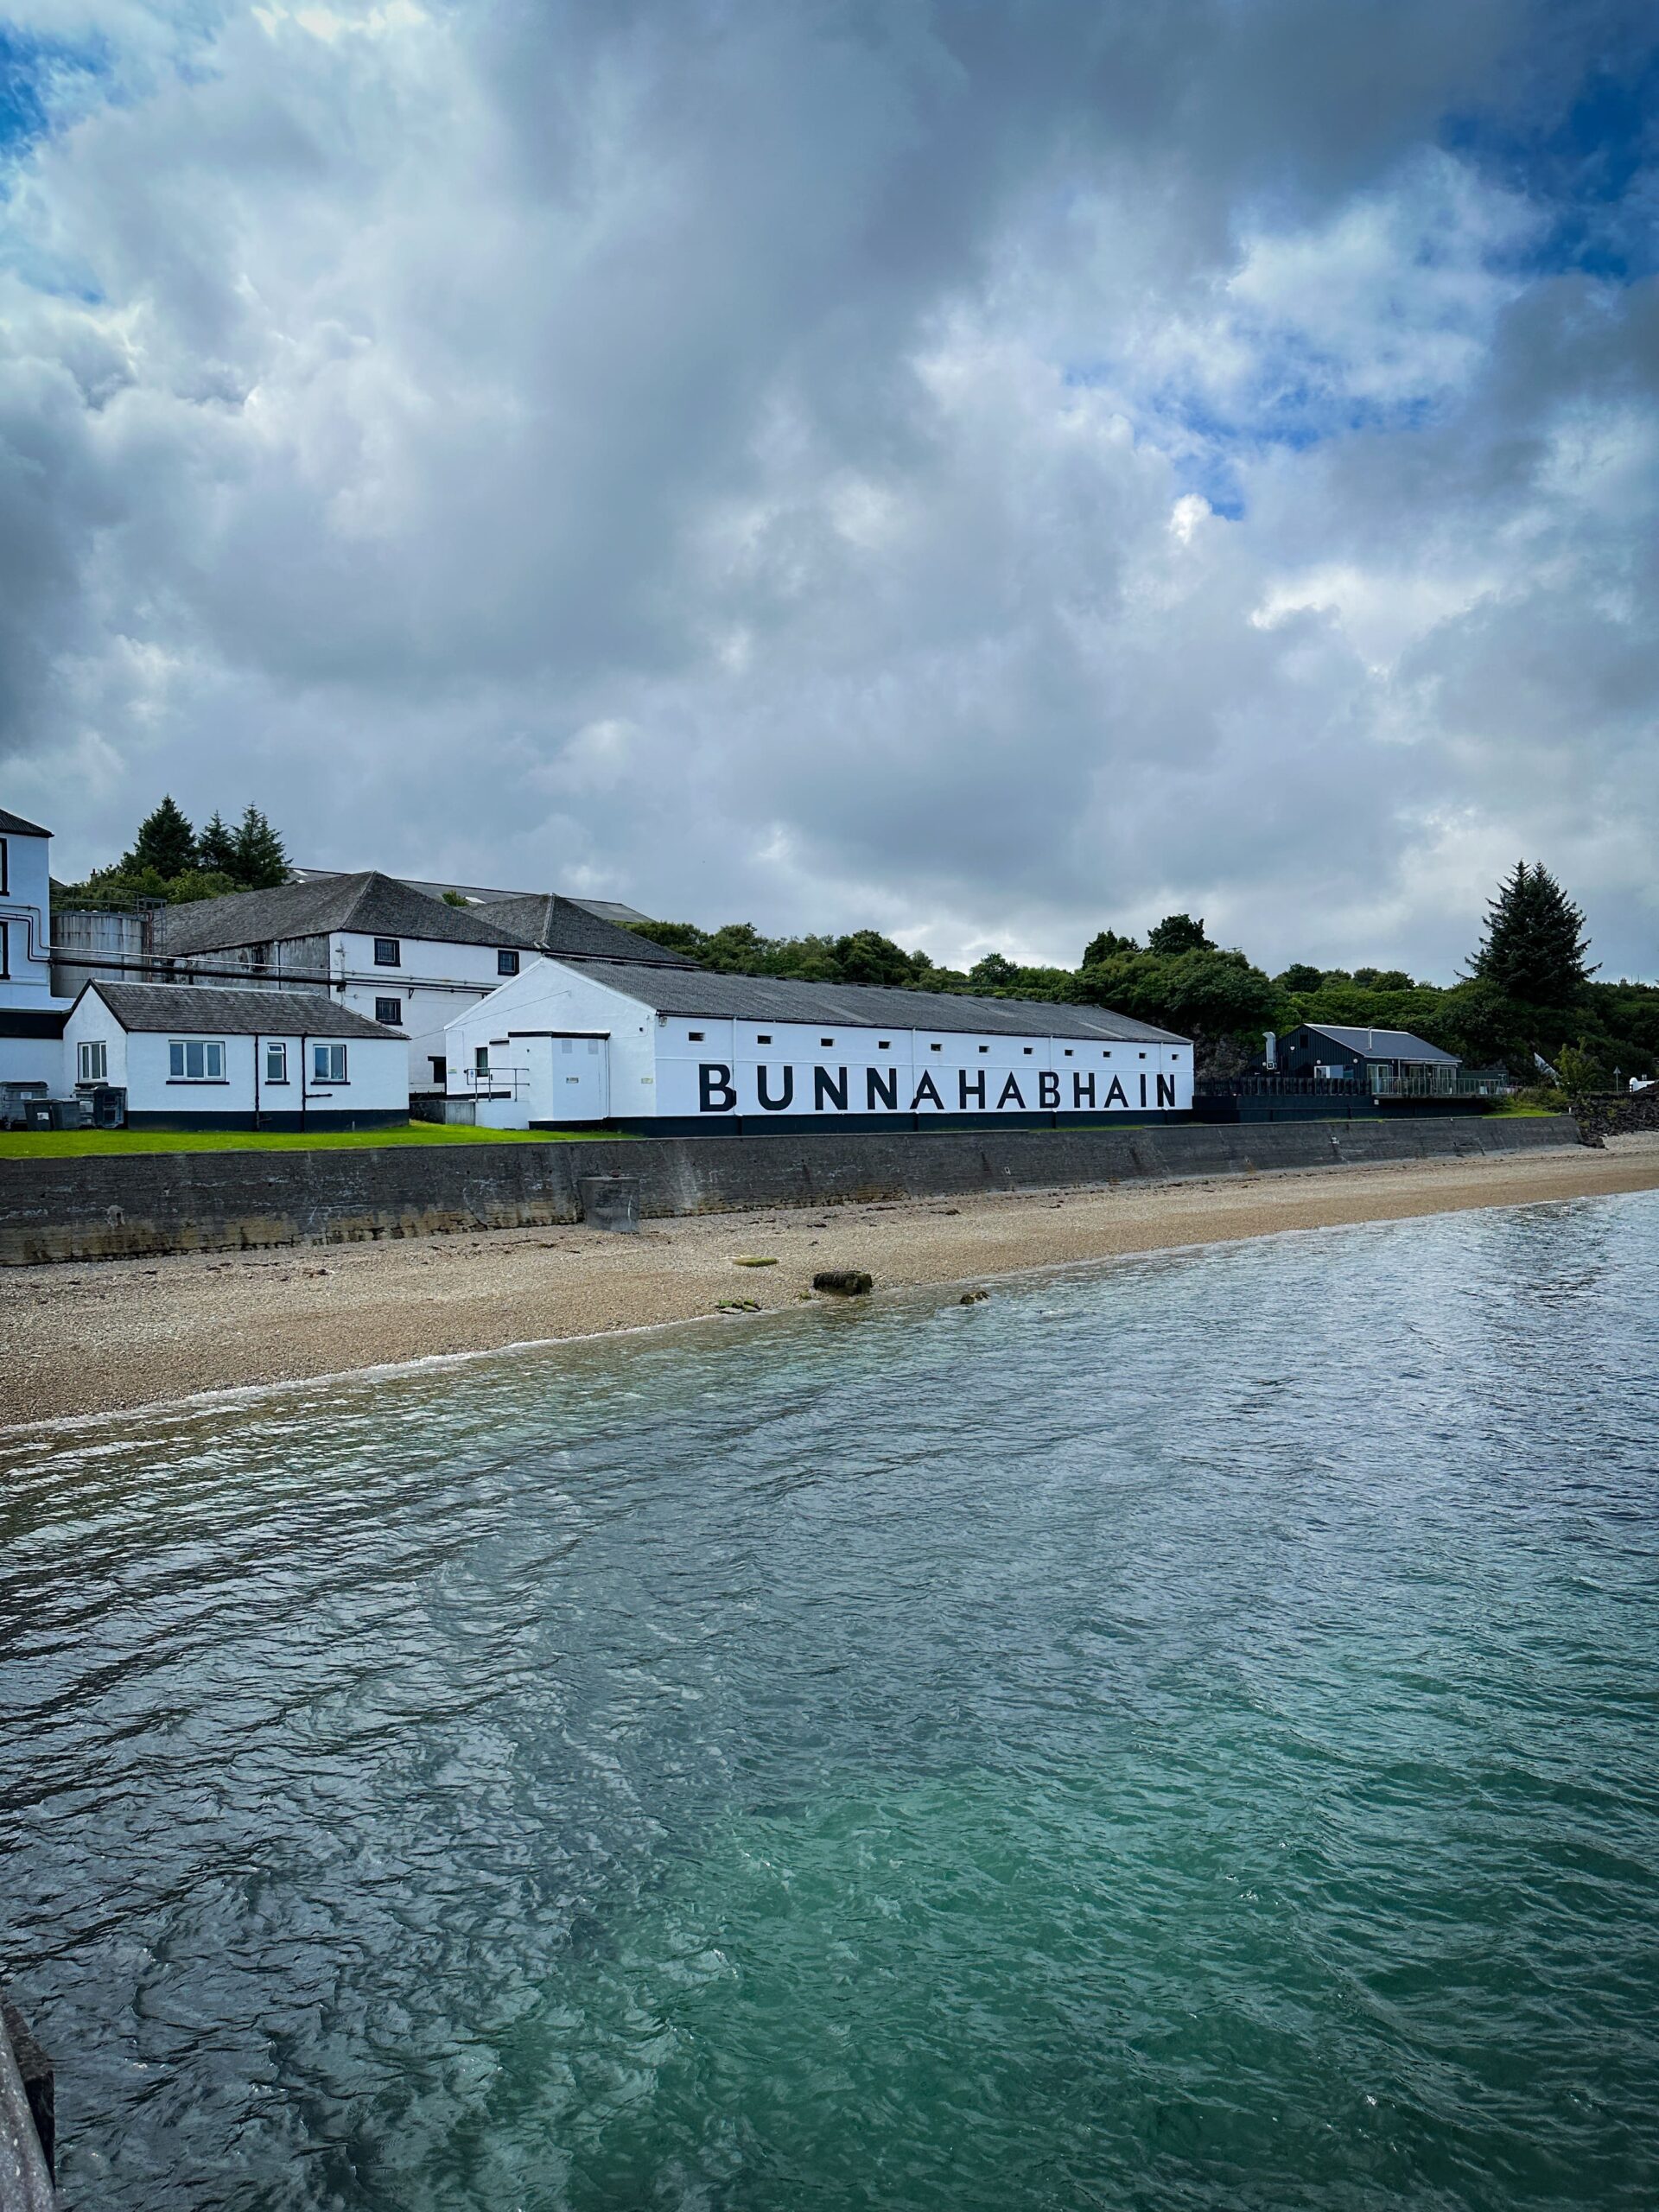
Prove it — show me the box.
[2,1,1656,978]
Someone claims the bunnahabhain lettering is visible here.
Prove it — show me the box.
[694,1053,1184,1121]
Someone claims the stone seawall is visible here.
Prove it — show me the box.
[0,1116,1580,1266]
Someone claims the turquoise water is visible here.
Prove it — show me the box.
[3,1194,1658,2210]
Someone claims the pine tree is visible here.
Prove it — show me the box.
[123,796,196,879]
[195,810,238,875]
[231,805,290,889]
[1470,861,1596,1004]
[1082,928,1140,965]
[1147,912,1212,957]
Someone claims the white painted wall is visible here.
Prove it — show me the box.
[443,963,655,1127]
[1,823,76,1086]
[654,1014,1193,1118]
[0,827,54,1008]
[0,1036,62,1087]
[329,930,538,1091]
[60,995,132,1091]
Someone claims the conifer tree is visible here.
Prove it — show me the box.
[1147,912,1212,957]
[123,795,196,880]
[230,804,290,889]
[1082,928,1140,965]
[1470,862,1596,1004]
[195,810,238,875]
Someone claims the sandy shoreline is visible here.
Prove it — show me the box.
[5,1135,1658,1427]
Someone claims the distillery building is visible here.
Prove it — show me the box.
[442,958,1192,1133]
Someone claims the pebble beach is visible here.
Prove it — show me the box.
[6,1132,1659,1426]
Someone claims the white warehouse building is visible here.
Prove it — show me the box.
[443,958,1193,1134]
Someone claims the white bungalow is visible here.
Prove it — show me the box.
[62,982,410,1129]
[442,957,1192,1133]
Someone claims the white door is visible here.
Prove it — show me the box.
[552,1035,609,1123]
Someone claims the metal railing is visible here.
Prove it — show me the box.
[1366,1066,1512,1098]
[1195,1075,1361,1097]
[1198,1067,1514,1101]
[454,1065,526,1102]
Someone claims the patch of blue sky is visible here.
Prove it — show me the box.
[1442,51,1659,283]
[1065,353,1450,521]
[0,27,115,164]
[0,28,127,302]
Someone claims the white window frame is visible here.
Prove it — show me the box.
[474,1045,490,1076]
[78,1039,109,1084]
[312,1042,348,1084]
[168,1039,226,1082]
[264,1041,289,1085]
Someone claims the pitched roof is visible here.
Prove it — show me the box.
[1301,1022,1459,1065]
[0,807,50,837]
[293,868,653,926]
[156,871,537,957]
[549,957,1187,1042]
[86,982,399,1039]
[481,893,701,968]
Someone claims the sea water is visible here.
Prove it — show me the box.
[3,1194,1657,2211]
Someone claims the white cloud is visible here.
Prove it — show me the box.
[1,0,1656,982]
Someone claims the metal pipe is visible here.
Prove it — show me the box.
[0,904,52,970]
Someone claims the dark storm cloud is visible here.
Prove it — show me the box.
[1,0,1656,976]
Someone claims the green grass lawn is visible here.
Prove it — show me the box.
[0,1123,631,1159]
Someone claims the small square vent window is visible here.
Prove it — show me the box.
[757,1033,772,1045]
[821,1037,834,1046]
[688,1030,704,1041]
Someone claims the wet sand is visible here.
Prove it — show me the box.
[5,1134,1658,1426]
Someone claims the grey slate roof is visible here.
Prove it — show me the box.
[157,871,537,957]
[1301,1022,1459,1065]
[482,893,701,968]
[86,982,399,1039]
[550,958,1187,1043]
[293,868,653,925]
[562,898,653,926]
[0,807,50,837]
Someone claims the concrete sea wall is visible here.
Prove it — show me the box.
[0,1115,1580,1265]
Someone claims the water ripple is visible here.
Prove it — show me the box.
[3,1196,1658,2209]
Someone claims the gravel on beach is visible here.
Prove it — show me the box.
[6,1135,1658,1427]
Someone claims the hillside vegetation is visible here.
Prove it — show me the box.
[632,869,1658,1084]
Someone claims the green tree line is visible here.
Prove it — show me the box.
[57,797,290,906]
[633,863,1657,1085]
